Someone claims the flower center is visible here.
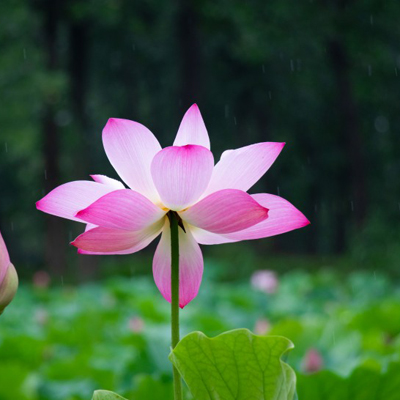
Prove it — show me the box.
[167,210,186,233]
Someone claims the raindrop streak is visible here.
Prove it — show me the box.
[262,64,266,73]
[23,48,26,59]
[44,170,47,180]
[395,68,398,77]
[368,65,372,76]
[4,143,8,152]
[234,117,237,125]
[290,59,294,72]
[11,222,14,231]
[268,91,272,100]
[224,105,229,118]
[350,201,354,212]
[370,15,374,26]
[277,186,280,196]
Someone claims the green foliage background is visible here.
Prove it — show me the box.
[1,268,400,400]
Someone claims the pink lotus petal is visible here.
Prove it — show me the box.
[202,142,285,197]
[90,174,125,189]
[77,222,105,254]
[0,232,11,285]
[153,220,203,308]
[173,104,210,149]
[72,219,164,254]
[180,189,269,234]
[76,189,166,231]
[188,226,233,245]
[223,193,310,241]
[36,181,116,222]
[84,223,97,232]
[191,193,309,244]
[102,118,162,202]
[151,145,214,211]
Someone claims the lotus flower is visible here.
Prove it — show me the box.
[0,231,18,314]
[36,104,309,307]
[251,270,279,294]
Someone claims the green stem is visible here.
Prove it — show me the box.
[170,212,183,400]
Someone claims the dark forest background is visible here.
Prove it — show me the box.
[1,0,400,282]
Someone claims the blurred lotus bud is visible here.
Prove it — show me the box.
[254,318,271,335]
[128,316,145,333]
[33,270,51,289]
[251,270,279,294]
[35,307,49,325]
[35,308,49,325]
[303,348,323,373]
[0,232,18,315]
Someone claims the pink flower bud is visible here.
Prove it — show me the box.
[303,348,323,373]
[33,270,51,289]
[251,270,279,294]
[254,318,271,335]
[128,316,144,333]
[35,307,49,325]
[0,232,18,315]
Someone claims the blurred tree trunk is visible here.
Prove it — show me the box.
[177,0,201,108]
[326,0,368,252]
[41,0,67,276]
[69,20,88,137]
[68,7,99,281]
[328,40,367,228]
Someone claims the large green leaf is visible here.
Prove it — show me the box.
[296,362,400,400]
[169,328,296,400]
[92,390,128,400]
